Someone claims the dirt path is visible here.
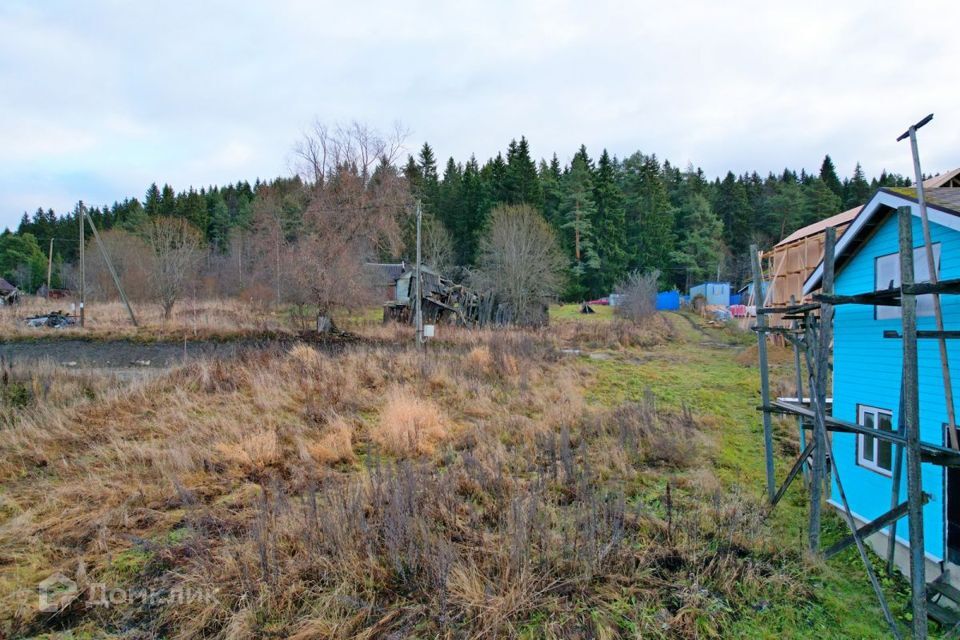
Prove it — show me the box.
[0,339,274,369]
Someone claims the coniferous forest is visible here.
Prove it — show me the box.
[5,136,911,300]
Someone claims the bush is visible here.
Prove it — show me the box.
[614,270,660,323]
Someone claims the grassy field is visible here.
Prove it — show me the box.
[0,307,935,638]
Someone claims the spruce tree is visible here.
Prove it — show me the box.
[843,162,871,209]
[819,154,843,198]
[713,171,752,258]
[591,150,627,294]
[144,183,161,218]
[670,194,724,289]
[505,136,543,207]
[621,153,674,279]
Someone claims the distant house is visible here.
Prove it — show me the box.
[394,265,442,304]
[762,168,960,314]
[689,282,730,306]
[804,186,960,580]
[36,284,72,300]
[0,277,19,305]
[365,262,406,302]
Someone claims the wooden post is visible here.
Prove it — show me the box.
[809,227,835,552]
[84,211,138,327]
[905,121,958,450]
[887,381,905,575]
[751,244,775,501]
[415,200,424,350]
[790,295,809,485]
[46,238,53,299]
[79,202,85,328]
[899,205,927,638]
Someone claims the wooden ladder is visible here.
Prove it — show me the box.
[927,572,960,634]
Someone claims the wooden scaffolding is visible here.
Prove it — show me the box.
[751,211,960,639]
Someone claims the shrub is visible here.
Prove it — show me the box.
[614,269,660,323]
[374,388,449,457]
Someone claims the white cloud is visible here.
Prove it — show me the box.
[1,0,959,228]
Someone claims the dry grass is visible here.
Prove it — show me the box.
[0,314,815,639]
[0,297,294,341]
[373,388,450,457]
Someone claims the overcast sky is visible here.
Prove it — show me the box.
[2,0,959,230]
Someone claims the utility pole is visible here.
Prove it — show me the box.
[415,200,424,350]
[78,202,85,327]
[84,210,138,327]
[898,114,959,450]
[46,238,53,299]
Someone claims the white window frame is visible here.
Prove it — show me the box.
[857,405,894,476]
[875,244,941,320]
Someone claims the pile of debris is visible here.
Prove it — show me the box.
[25,311,77,329]
[382,265,545,328]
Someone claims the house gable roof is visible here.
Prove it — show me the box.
[775,167,960,249]
[0,277,16,294]
[803,187,960,294]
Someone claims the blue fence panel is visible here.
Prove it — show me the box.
[656,290,680,311]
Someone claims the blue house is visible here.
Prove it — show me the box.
[804,186,960,579]
[689,282,731,306]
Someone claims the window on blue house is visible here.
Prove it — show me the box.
[857,406,893,475]
[874,244,941,320]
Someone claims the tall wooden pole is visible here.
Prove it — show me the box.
[899,205,927,638]
[902,116,958,450]
[84,211,138,327]
[750,244,775,501]
[415,200,424,350]
[79,202,85,327]
[809,227,834,552]
[46,238,53,299]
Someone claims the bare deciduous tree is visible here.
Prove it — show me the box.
[84,229,151,302]
[614,270,660,323]
[142,217,204,319]
[293,120,408,186]
[421,213,454,275]
[472,204,565,326]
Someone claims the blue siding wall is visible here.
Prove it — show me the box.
[832,211,960,560]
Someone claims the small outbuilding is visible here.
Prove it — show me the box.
[0,277,19,305]
[689,282,730,306]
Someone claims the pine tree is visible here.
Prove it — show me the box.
[670,194,724,288]
[590,150,627,295]
[843,162,871,209]
[621,153,674,278]
[144,183,161,218]
[819,155,843,198]
[436,158,463,246]
[207,191,230,253]
[417,143,439,214]
[505,136,543,207]
[803,178,842,226]
[540,155,564,232]
[481,153,509,205]
[159,184,177,217]
[457,155,487,265]
[560,155,600,299]
[713,172,752,258]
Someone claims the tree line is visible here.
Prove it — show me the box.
[5,128,911,305]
